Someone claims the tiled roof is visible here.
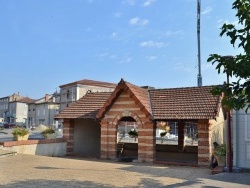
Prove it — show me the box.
[54,92,111,119]
[55,79,222,120]
[149,85,221,120]
[10,97,36,104]
[96,79,152,119]
[59,79,117,89]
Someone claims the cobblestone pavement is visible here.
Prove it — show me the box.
[1,154,250,188]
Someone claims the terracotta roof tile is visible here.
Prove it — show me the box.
[54,92,111,119]
[59,79,117,88]
[149,85,221,120]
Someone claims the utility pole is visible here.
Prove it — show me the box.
[197,0,202,86]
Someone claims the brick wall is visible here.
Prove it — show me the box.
[100,91,155,162]
[197,119,211,166]
[63,119,74,155]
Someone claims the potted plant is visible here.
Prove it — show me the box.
[12,128,30,141]
[128,129,138,141]
[160,132,167,143]
[41,128,56,139]
[214,144,226,167]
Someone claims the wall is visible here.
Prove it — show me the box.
[16,102,28,125]
[73,118,101,157]
[233,109,250,169]
[1,139,67,156]
[60,85,115,111]
[197,107,225,167]
[100,91,155,162]
[209,107,225,145]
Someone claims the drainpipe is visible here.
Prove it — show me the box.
[227,73,232,172]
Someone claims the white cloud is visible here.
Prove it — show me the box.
[85,27,92,32]
[146,56,157,61]
[217,19,239,28]
[114,12,123,18]
[122,0,136,5]
[139,41,165,48]
[110,32,117,38]
[85,0,93,3]
[165,30,184,37]
[173,63,192,72]
[201,7,212,15]
[120,57,132,64]
[142,0,156,7]
[96,52,117,60]
[129,17,149,26]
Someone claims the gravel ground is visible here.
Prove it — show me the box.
[0,154,250,188]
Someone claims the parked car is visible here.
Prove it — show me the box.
[3,123,16,129]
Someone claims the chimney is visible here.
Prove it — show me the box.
[45,94,50,102]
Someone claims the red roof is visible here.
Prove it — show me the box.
[55,79,222,120]
[149,86,221,120]
[96,79,152,119]
[54,92,111,119]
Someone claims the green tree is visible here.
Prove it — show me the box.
[208,0,250,111]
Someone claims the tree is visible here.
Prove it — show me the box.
[207,0,250,111]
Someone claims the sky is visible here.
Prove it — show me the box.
[0,0,240,99]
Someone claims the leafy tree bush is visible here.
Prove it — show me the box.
[208,0,250,111]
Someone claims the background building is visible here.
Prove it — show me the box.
[27,92,60,128]
[8,97,36,126]
[59,79,116,111]
[0,93,24,123]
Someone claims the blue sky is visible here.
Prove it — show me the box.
[0,0,240,99]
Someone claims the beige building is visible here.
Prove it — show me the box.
[29,93,60,127]
[8,97,36,126]
[59,79,116,111]
[0,93,24,123]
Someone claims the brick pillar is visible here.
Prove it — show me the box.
[197,119,211,166]
[100,120,117,160]
[138,121,155,163]
[178,121,185,151]
[63,119,74,155]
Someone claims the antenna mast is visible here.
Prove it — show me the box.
[197,0,202,86]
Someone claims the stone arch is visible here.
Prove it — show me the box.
[111,111,142,127]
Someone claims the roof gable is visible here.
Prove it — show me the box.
[149,85,222,120]
[96,79,152,119]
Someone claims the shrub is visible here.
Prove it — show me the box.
[214,144,226,156]
[41,128,55,136]
[12,128,29,137]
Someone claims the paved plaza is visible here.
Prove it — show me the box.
[0,153,250,188]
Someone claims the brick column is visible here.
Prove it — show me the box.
[138,121,155,163]
[197,119,211,166]
[100,120,117,160]
[63,119,74,155]
[178,121,185,151]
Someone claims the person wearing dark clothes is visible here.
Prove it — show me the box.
[210,142,219,169]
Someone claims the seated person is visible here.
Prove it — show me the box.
[210,142,219,169]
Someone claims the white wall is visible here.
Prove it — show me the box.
[233,109,250,169]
